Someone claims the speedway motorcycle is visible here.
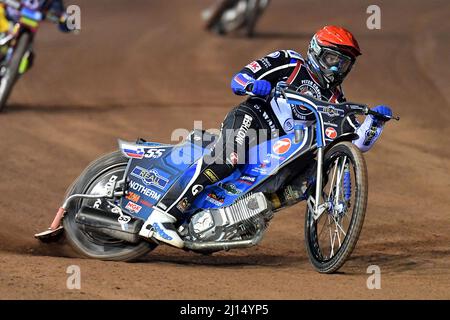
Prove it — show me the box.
[203,0,270,37]
[0,0,62,111]
[36,83,399,273]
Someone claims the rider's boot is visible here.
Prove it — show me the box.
[139,207,184,248]
[139,157,235,248]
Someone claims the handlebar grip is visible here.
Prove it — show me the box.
[367,109,400,121]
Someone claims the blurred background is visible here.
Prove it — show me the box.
[0,0,448,299]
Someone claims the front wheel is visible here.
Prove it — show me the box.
[63,151,157,261]
[0,32,31,112]
[304,142,368,273]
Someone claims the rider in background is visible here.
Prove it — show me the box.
[0,0,71,67]
[141,26,393,248]
[203,0,270,36]
[0,0,71,36]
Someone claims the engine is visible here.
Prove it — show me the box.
[187,192,272,242]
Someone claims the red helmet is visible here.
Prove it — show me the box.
[306,26,361,89]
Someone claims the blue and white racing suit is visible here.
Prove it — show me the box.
[231,49,386,153]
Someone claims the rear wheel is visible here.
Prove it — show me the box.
[305,142,368,273]
[63,151,156,261]
[0,32,31,112]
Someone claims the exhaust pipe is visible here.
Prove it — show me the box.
[183,220,265,252]
[75,206,143,243]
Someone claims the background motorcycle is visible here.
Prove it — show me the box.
[203,0,270,37]
[36,83,399,273]
[0,0,62,112]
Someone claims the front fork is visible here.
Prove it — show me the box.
[308,147,329,221]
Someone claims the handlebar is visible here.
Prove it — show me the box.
[248,82,400,122]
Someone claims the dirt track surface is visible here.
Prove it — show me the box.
[0,0,449,299]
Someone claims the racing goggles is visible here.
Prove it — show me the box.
[319,48,353,75]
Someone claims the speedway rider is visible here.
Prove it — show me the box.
[0,0,71,53]
[0,0,71,70]
[140,26,393,248]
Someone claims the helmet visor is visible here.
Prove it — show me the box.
[319,49,353,75]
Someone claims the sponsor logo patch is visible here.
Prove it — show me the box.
[261,58,271,68]
[139,199,153,208]
[324,122,338,128]
[363,125,378,146]
[273,138,292,155]
[235,114,253,146]
[283,118,294,132]
[238,175,257,184]
[206,193,225,206]
[262,111,278,137]
[267,51,281,59]
[125,201,142,213]
[297,80,321,100]
[219,183,242,195]
[264,153,285,163]
[203,169,219,183]
[320,106,342,117]
[131,167,169,190]
[251,166,269,175]
[126,192,140,203]
[152,222,173,241]
[191,184,204,196]
[325,127,337,139]
[129,181,162,201]
[176,197,190,213]
[246,61,262,73]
